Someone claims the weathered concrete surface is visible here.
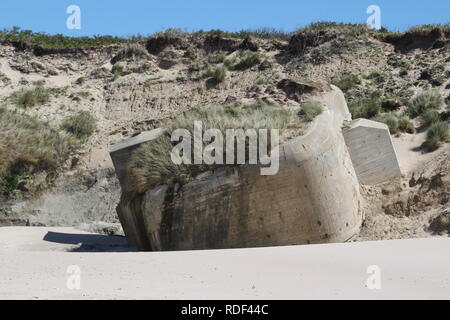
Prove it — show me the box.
[110,129,164,189]
[113,86,364,251]
[343,119,402,185]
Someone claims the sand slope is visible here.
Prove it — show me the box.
[0,227,449,300]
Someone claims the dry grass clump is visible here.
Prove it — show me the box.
[221,50,266,71]
[397,115,415,133]
[373,113,415,135]
[146,28,186,55]
[298,100,323,122]
[420,110,441,128]
[232,50,264,70]
[61,111,97,140]
[0,109,78,198]
[111,44,149,64]
[424,121,449,152]
[408,89,444,118]
[349,97,382,119]
[9,85,52,108]
[204,64,228,83]
[127,101,302,194]
[332,74,361,91]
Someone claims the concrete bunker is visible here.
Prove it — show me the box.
[110,86,399,251]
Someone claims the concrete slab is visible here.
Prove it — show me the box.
[343,119,402,185]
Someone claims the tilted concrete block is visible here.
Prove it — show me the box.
[110,128,164,190]
[343,118,402,185]
[109,129,164,249]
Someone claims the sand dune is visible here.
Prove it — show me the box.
[0,227,449,300]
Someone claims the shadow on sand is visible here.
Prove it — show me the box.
[43,231,135,252]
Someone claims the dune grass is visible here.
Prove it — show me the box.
[127,101,307,194]
[111,44,149,64]
[61,111,97,140]
[204,64,228,83]
[9,85,53,108]
[298,100,323,122]
[408,89,444,118]
[0,109,79,198]
[424,121,449,151]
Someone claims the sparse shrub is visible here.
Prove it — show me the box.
[16,91,37,108]
[146,28,185,55]
[32,80,46,87]
[333,74,361,92]
[61,111,97,140]
[0,109,78,198]
[375,113,415,135]
[111,44,148,64]
[420,110,441,128]
[398,116,415,133]
[348,98,381,119]
[298,100,323,122]
[223,56,238,68]
[205,65,227,83]
[408,89,444,118]
[424,121,449,151]
[214,66,227,83]
[233,50,263,70]
[374,113,399,134]
[248,28,290,40]
[9,85,52,108]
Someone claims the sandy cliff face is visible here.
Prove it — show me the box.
[0,26,448,240]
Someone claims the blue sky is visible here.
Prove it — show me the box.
[0,0,449,37]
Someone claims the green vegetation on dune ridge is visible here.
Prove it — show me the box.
[2,23,449,49]
[127,100,321,194]
[0,27,129,49]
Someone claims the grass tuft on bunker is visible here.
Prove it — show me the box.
[127,101,314,194]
